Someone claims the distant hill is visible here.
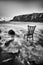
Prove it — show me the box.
[11,13,43,22]
[0,13,43,23]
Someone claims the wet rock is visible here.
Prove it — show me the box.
[8,30,15,36]
[5,40,13,47]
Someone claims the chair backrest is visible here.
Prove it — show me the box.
[28,25,36,34]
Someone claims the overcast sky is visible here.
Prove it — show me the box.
[0,1,43,20]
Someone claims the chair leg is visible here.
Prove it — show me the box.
[24,34,25,39]
[32,34,33,40]
[27,36,28,41]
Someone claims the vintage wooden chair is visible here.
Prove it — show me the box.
[24,25,36,41]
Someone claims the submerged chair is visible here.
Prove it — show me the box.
[24,25,36,41]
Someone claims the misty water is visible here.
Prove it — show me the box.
[0,22,43,31]
[0,22,43,65]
